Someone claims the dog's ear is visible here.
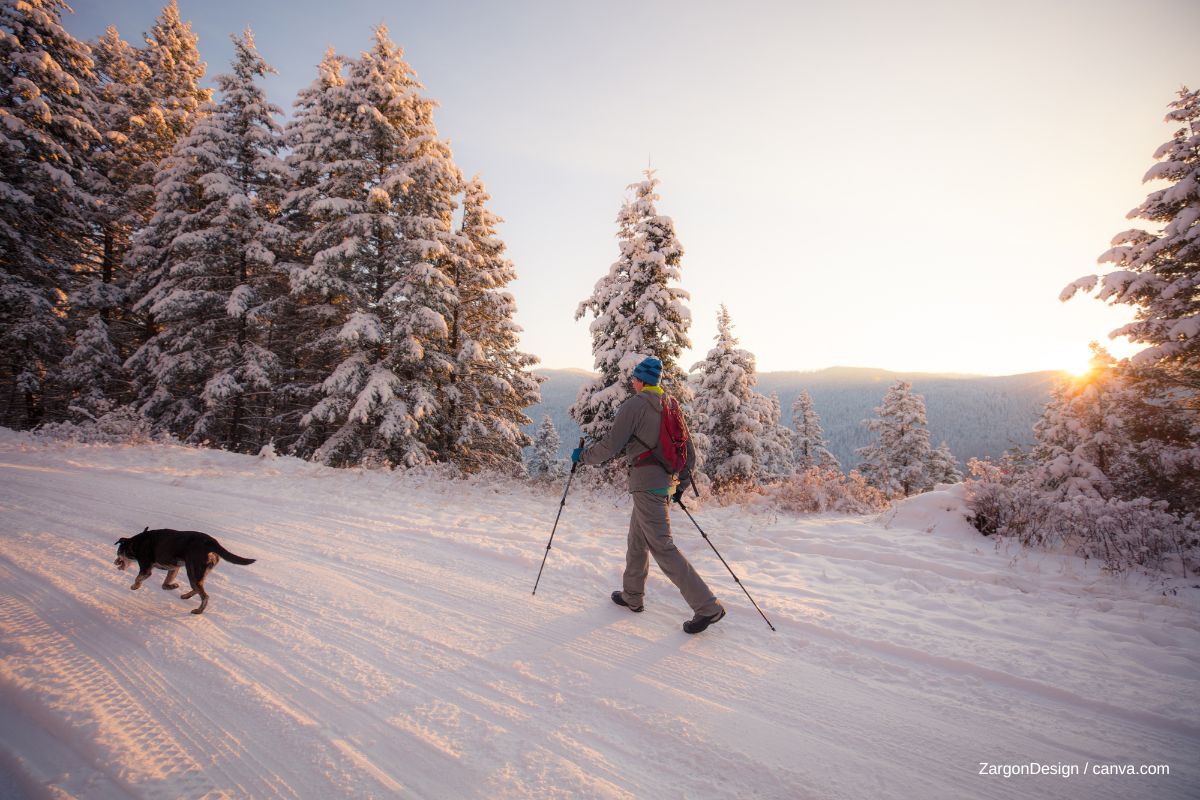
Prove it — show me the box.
[115,537,128,545]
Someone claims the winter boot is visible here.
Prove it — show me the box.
[682,604,725,634]
[611,590,643,612]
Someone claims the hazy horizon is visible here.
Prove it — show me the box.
[532,363,1067,379]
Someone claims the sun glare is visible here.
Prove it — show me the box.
[1067,361,1094,378]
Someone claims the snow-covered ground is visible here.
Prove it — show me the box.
[0,430,1197,800]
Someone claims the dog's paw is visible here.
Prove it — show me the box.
[190,608,204,615]
[129,583,140,590]
[162,583,179,590]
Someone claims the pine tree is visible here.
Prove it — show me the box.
[284,27,462,467]
[857,380,935,497]
[755,390,794,480]
[1062,86,1199,405]
[443,177,540,473]
[0,0,100,426]
[121,1,212,350]
[140,1,210,151]
[277,47,354,456]
[691,305,763,492]
[790,389,840,471]
[1058,88,1200,514]
[82,25,150,302]
[61,5,211,421]
[527,414,563,480]
[1031,346,1131,501]
[57,314,122,419]
[571,170,693,445]
[126,30,287,451]
[927,441,962,485]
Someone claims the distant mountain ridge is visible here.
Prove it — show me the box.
[525,367,1066,470]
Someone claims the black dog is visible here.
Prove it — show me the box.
[114,528,255,615]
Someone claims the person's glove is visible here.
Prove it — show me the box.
[672,487,685,504]
[571,447,584,464]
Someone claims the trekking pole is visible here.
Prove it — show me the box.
[532,437,586,595]
[677,498,776,632]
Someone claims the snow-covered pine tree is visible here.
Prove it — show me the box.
[0,0,100,427]
[571,170,693,447]
[856,380,935,497]
[98,3,210,314]
[62,6,210,419]
[443,177,540,473]
[85,10,210,297]
[927,441,962,485]
[80,25,150,304]
[140,1,210,149]
[1031,346,1129,502]
[126,30,288,451]
[1059,87,1200,514]
[755,390,794,480]
[284,28,462,468]
[691,305,764,493]
[791,389,840,471]
[57,314,123,419]
[276,47,352,456]
[120,0,212,353]
[527,414,564,480]
[1062,86,1199,406]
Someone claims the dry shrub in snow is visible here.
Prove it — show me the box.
[36,406,156,445]
[965,460,1200,577]
[771,467,890,515]
[1063,498,1199,577]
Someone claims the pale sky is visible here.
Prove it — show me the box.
[67,0,1199,376]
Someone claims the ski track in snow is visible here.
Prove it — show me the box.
[0,430,1197,799]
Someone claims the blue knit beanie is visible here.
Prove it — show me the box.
[632,356,663,386]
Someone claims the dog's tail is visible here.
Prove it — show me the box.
[213,545,256,566]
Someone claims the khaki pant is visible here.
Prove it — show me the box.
[620,491,720,616]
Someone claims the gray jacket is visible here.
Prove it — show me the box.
[580,390,695,493]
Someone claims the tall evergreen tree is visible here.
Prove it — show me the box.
[755,390,794,480]
[119,0,211,358]
[1063,86,1199,405]
[126,30,287,451]
[443,177,540,472]
[1058,88,1200,513]
[857,380,935,497]
[0,0,100,426]
[84,6,209,310]
[277,47,354,456]
[691,305,763,492]
[527,414,563,480]
[571,170,692,445]
[284,28,462,467]
[62,6,209,418]
[791,389,840,471]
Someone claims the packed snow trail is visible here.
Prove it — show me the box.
[0,430,1197,799]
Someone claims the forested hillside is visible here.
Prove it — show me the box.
[526,367,1063,469]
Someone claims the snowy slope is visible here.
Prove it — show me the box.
[0,430,1197,800]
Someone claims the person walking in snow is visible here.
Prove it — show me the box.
[572,357,726,634]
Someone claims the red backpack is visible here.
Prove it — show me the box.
[634,394,690,476]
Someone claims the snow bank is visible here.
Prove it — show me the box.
[879,483,980,538]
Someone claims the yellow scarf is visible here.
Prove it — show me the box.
[642,385,664,395]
